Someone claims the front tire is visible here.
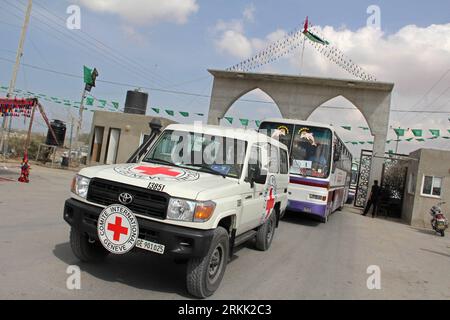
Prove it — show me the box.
[186,227,229,298]
[255,213,276,251]
[70,227,109,262]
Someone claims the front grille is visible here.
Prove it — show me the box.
[87,178,169,219]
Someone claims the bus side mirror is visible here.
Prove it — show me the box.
[333,151,340,162]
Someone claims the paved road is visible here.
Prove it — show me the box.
[1,164,449,299]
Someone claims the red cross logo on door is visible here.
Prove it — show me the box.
[107,216,129,242]
[265,187,275,218]
[134,166,180,177]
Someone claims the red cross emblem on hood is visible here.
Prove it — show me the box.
[134,165,181,177]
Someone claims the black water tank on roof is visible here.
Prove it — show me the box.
[124,89,148,115]
[46,119,66,147]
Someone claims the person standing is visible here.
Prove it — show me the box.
[362,180,380,218]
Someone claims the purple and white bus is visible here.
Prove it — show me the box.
[259,119,352,223]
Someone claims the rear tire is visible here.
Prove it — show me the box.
[70,227,109,262]
[186,227,229,298]
[255,213,276,251]
[440,230,445,237]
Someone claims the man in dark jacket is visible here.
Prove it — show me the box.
[362,180,380,218]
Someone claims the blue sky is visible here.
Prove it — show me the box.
[0,0,449,155]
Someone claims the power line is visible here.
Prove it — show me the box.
[1,56,449,116]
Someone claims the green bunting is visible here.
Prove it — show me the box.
[405,138,414,142]
[165,110,174,116]
[151,108,160,114]
[98,99,107,108]
[394,128,405,137]
[416,138,425,142]
[85,97,94,106]
[341,126,351,131]
[429,129,440,137]
[111,101,119,109]
[359,126,369,131]
[255,120,261,127]
[224,117,233,124]
[411,129,422,137]
[239,119,249,126]
[179,111,189,117]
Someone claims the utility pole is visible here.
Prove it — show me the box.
[0,0,33,158]
[74,88,87,154]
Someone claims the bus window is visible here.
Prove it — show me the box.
[290,126,332,178]
[280,148,289,174]
[258,122,294,152]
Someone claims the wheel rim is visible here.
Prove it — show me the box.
[266,218,274,243]
[208,244,224,283]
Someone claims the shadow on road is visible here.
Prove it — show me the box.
[282,211,321,227]
[420,248,450,259]
[410,226,437,236]
[53,242,192,298]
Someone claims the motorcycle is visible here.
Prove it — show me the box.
[430,202,448,237]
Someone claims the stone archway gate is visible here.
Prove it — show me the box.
[207,69,394,195]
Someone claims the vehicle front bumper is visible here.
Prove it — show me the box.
[63,198,215,259]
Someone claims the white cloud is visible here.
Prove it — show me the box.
[215,21,450,152]
[243,4,256,22]
[78,0,199,25]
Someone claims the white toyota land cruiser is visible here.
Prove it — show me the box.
[64,123,289,298]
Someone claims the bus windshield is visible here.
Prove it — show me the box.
[290,126,332,178]
[259,122,332,178]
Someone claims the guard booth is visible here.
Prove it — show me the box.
[354,150,409,218]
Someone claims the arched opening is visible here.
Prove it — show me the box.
[308,95,372,158]
[219,88,282,128]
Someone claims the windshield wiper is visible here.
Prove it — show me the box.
[144,158,179,167]
[196,164,226,178]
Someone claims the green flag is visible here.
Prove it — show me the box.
[359,126,369,131]
[429,129,440,137]
[386,140,391,144]
[98,99,107,108]
[151,108,160,114]
[303,30,329,45]
[367,141,374,145]
[85,97,94,106]
[406,138,414,142]
[411,129,422,137]
[255,120,261,127]
[341,126,351,131]
[179,111,189,117]
[165,110,174,116]
[416,138,425,142]
[111,101,119,109]
[359,141,365,145]
[224,117,233,124]
[83,66,94,85]
[195,113,204,116]
[442,136,450,139]
[394,128,405,137]
[239,119,249,126]
[351,142,358,145]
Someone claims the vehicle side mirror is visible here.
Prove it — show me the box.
[333,151,340,162]
[253,168,267,185]
[247,164,267,187]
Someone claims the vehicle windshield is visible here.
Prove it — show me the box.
[142,130,247,179]
[290,126,332,178]
[259,122,333,178]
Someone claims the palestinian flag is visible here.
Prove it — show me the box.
[303,16,329,45]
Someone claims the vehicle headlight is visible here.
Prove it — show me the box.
[167,198,216,222]
[71,175,90,198]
